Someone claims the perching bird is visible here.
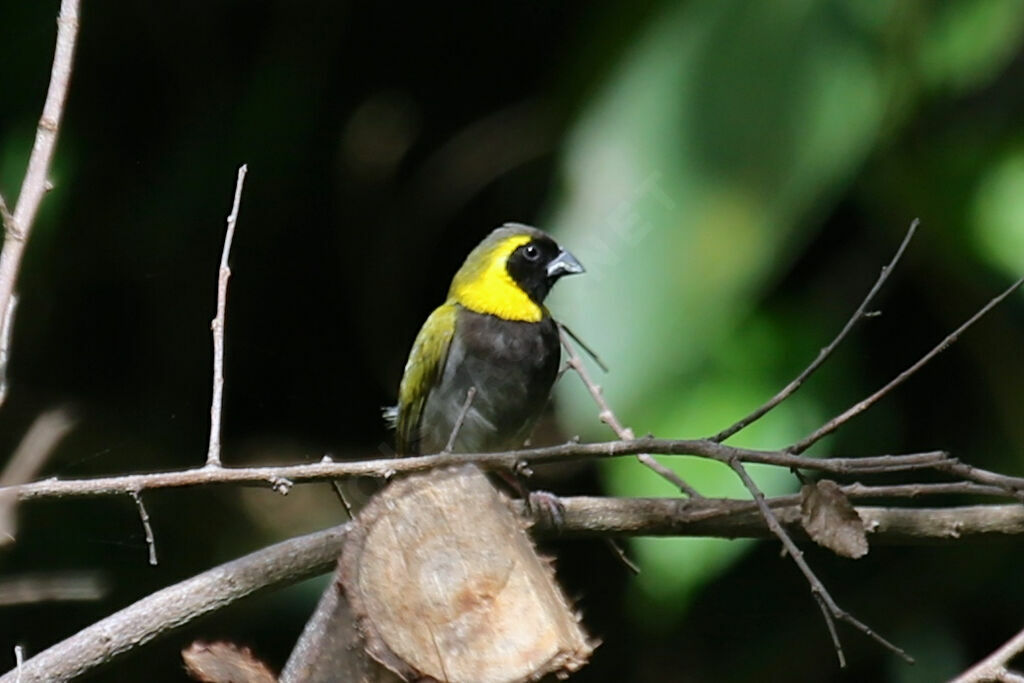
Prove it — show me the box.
[387,223,584,455]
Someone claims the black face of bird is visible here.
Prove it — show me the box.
[506,237,585,305]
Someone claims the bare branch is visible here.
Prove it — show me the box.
[0,439,964,502]
[0,524,351,683]
[954,625,1024,683]
[206,164,248,467]
[4,496,1022,681]
[522,497,1024,543]
[726,458,913,665]
[0,0,80,410]
[935,458,1024,500]
[711,219,918,443]
[789,274,1024,454]
[559,324,702,498]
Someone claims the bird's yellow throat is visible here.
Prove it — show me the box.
[449,234,544,323]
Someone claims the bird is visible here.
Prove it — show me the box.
[386,223,584,456]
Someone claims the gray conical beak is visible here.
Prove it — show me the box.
[546,249,585,279]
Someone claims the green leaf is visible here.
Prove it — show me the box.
[547,0,889,617]
[971,147,1024,277]
[917,0,1024,93]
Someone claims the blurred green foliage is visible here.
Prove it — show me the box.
[2,0,1024,681]
[550,0,1024,633]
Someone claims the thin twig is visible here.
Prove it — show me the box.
[0,0,80,411]
[711,219,918,443]
[0,296,18,406]
[443,386,477,453]
[330,481,356,520]
[130,491,158,566]
[727,457,913,665]
[558,322,608,373]
[559,324,703,499]
[812,594,846,667]
[603,538,640,574]
[206,164,248,467]
[789,274,1024,454]
[953,624,1024,683]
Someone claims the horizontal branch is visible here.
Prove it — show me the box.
[0,438,967,502]
[6,496,1023,681]
[529,497,1024,543]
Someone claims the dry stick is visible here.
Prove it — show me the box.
[937,459,1024,500]
[789,274,1024,454]
[558,324,702,499]
[953,624,1024,683]
[727,457,914,666]
[0,524,351,683]
[711,219,918,443]
[130,491,158,566]
[521,498,1024,542]
[0,0,80,411]
[206,164,248,467]
[0,441,963,502]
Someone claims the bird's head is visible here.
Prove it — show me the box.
[449,223,584,322]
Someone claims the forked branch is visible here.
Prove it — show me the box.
[711,219,918,443]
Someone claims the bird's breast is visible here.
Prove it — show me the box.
[419,307,560,453]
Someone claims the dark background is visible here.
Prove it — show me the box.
[2,1,1024,681]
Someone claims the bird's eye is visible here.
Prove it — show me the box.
[523,244,540,261]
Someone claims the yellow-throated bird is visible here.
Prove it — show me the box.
[387,223,584,455]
